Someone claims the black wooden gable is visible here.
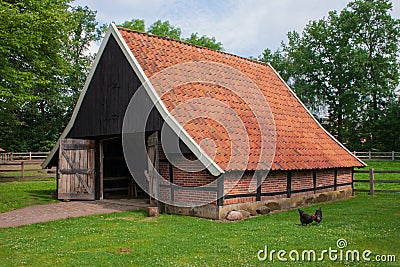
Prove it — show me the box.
[68,35,162,138]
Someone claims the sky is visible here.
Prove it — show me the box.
[72,0,400,58]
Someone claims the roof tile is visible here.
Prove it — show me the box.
[118,27,365,171]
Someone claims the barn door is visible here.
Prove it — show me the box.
[147,132,159,204]
[58,139,95,200]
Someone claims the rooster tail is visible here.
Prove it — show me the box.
[298,209,303,215]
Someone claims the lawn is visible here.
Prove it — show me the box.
[0,180,58,213]
[354,160,400,191]
[0,161,399,266]
[0,193,399,266]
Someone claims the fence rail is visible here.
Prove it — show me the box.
[353,168,400,195]
[0,161,55,179]
[0,152,49,162]
[353,151,399,160]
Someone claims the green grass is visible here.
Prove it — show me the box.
[0,193,399,266]
[354,160,400,191]
[0,180,58,212]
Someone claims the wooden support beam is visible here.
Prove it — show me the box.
[287,171,292,198]
[256,173,262,201]
[334,169,338,191]
[169,162,174,202]
[313,170,317,194]
[217,175,224,206]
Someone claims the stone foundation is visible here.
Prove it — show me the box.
[163,188,353,220]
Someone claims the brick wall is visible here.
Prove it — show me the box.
[224,168,353,205]
[156,137,353,206]
[157,139,217,205]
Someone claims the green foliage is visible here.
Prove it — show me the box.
[0,194,398,266]
[120,18,145,32]
[259,0,400,151]
[184,32,224,51]
[148,20,182,40]
[119,19,224,51]
[0,1,103,151]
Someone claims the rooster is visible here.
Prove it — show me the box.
[312,208,322,223]
[298,209,313,225]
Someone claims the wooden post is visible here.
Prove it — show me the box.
[21,161,25,179]
[29,152,32,160]
[368,151,371,160]
[392,151,395,161]
[369,168,374,195]
[217,175,224,206]
[334,169,338,191]
[287,171,292,198]
[256,173,262,201]
[313,170,317,194]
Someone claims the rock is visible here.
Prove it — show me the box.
[226,210,243,221]
[316,194,328,203]
[147,207,159,217]
[256,206,270,215]
[266,202,281,211]
[238,210,251,219]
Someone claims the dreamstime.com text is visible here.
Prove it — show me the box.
[257,239,396,263]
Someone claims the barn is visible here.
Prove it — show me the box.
[42,24,365,219]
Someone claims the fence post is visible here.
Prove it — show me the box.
[369,168,374,195]
[392,151,395,161]
[368,151,371,160]
[21,161,25,179]
[29,152,32,160]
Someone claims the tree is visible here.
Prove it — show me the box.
[121,19,145,32]
[184,33,223,51]
[148,20,181,40]
[0,1,102,151]
[342,0,400,149]
[259,0,400,150]
[63,6,104,107]
[119,19,224,51]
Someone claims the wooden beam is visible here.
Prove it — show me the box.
[59,169,93,175]
[287,171,292,198]
[256,173,262,201]
[169,162,174,202]
[334,169,338,191]
[313,170,317,194]
[217,176,224,206]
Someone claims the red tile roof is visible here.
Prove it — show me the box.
[118,27,365,171]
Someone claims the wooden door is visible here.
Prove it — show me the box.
[58,139,95,200]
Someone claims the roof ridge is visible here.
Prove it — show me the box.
[117,26,269,68]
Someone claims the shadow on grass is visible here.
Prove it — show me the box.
[28,189,56,201]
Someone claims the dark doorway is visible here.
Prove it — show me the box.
[102,138,146,199]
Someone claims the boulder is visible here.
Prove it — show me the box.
[238,210,251,219]
[266,202,281,211]
[256,206,271,215]
[147,207,159,217]
[226,210,243,221]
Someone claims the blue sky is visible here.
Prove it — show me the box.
[73,0,400,58]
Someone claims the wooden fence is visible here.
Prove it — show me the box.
[353,168,400,195]
[0,151,49,162]
[353,151,400,160]
[0,161,54,179]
